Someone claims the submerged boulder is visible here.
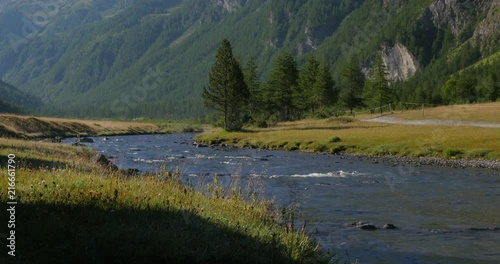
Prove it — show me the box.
[383,223,398,229]
[80,137,94,143]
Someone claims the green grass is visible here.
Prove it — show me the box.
[195,112,500,160]
[0,138,328,263]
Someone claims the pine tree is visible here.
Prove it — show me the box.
[244,57,261,117]
[202,39,249,131]
[264,51,299,121]
[296,55,320,113]
[363,53,393,113]
[340,58,365,115]
[312,62,337,110]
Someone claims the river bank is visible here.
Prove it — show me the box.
[56,133,500,264]
[0,137,327,263]
[194,115,500,170]
[0,113,204,139]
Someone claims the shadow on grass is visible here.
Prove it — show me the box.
[0,156,68,171]
[2,202,298,264]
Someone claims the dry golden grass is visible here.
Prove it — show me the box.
[386,102,500,123]
[197,114,500,160]
[0,114,162,138]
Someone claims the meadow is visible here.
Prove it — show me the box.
[196,103,500,160]
[0,138,328,263]
[0,114,204,139]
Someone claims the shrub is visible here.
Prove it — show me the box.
[443,148,464,158]
[329,136,341,143]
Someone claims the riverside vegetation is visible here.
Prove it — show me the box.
[0,137,331,263]
[0,114,204,139]
[196,102,500,162]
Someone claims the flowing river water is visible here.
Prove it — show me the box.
[65,134,500,264]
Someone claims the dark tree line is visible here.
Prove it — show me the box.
[204,39,400,131]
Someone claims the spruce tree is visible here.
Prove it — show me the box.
[340,58,365,115]
[244,57,261,117]
[202,39,249,131]
[312,62,337,110]
[363,53,393,113]
[296,55,320,113]
[265,52,299,121]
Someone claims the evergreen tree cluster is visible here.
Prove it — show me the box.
[250,51,338,125]
[206,40,394,130]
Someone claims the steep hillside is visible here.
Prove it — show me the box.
[0,79,42,113]
[0,0,498,119]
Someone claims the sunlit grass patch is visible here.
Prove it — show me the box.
[390,102,500,123]
[0,138,329,263]
[196,117,500,160]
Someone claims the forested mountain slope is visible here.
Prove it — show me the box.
[0,0,498,119]
[0,79,41,114]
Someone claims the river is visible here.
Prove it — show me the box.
[65,134,500,264]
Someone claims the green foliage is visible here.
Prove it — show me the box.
[0,0,498,119]
[203,39,249,131]
[296,55,320,113]
[263,51,299,121]
[329,136,341,143]
[312,62,338,109]
[339,57,365,115]
[244,57,262,118]
[0,79,42,113]
[443,148,464,158]
[362,53,394,112]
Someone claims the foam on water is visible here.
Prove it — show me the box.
[269,170,364,178]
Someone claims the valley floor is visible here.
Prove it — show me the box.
[195,103,500,168]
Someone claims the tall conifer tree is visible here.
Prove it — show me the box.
[340,57,365,115]
[363,53,393,113]
[202,39,249,131]
[264,52,299,121]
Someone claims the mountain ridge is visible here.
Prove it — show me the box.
[0,0,498,119]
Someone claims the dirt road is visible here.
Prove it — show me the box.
[363,116,500,128]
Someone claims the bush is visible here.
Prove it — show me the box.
[443,148,464,158]
[467,149,491,158]
[329,136,341,143]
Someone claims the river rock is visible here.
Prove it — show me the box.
[351,220,364,226]
[468,227,500,232]
[351,221,378,230]
[80,137,94,143]
[95,154,118,171]
[51,137,62,143]
[359,224,378,231]
[383,223,398,229]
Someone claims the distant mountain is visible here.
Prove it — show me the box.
[0,79,42,114]
[0,0,498,119]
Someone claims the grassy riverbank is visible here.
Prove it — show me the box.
[0,138,326,263]
[195,103,500,160]
[0,114,205,139]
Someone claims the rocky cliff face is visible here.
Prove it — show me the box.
[363,43,419,81]
[381,43,419,81]
[428,0,472,36]
[427,0,497,51]
[212,0,245,13]
[472,0,499,54]
[365,0,497,81]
